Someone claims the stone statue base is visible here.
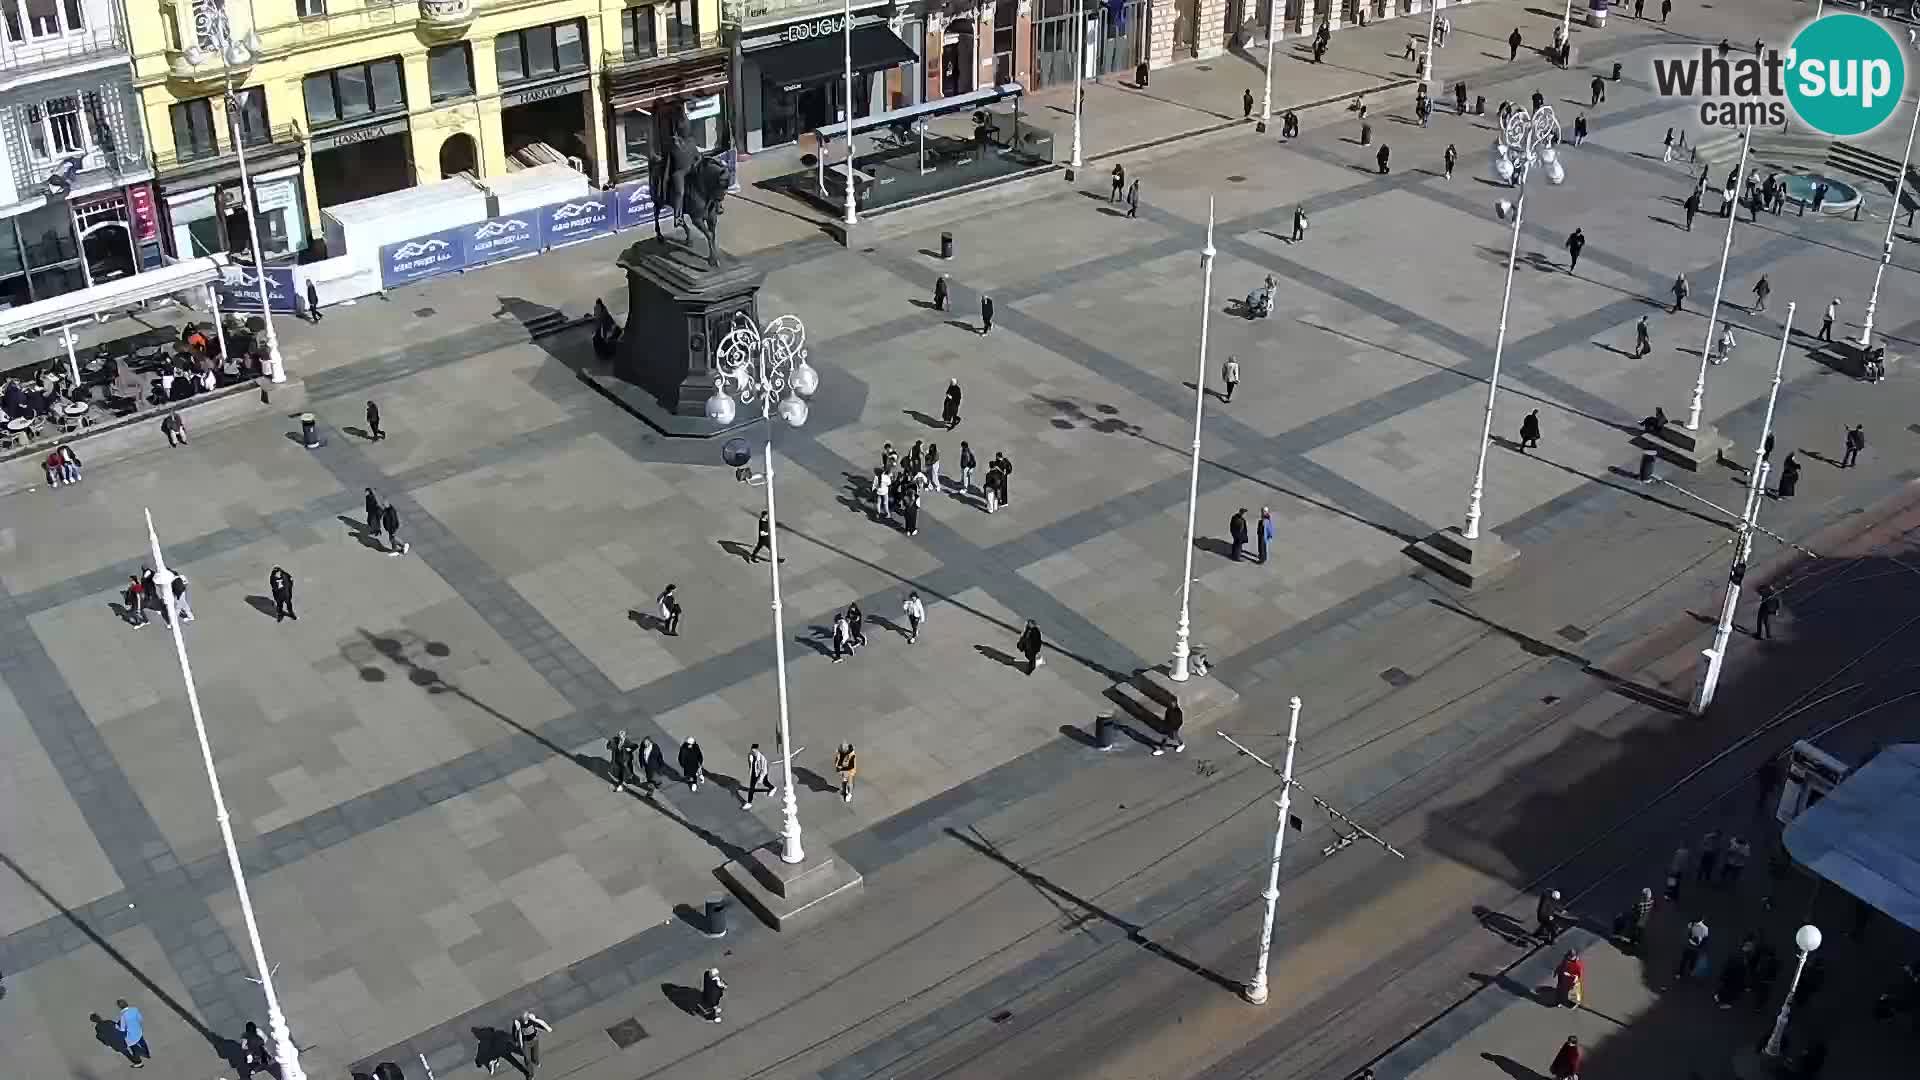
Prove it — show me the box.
[582,236,765,438]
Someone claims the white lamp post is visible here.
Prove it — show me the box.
[1464,106,1564,541]
[1070,0,1084,170]
[1560,0,1574,56]
[706,314,819,865]
[1242,696,1300,1005]
[144,510,306,1080]
[1419,0,1439,86]
[1259,0,1281,131]
[1763,924,1823,1057]
[1691,302,1794,717]
[1170,199,1217,683]
[189,11,285,383]
[842,0,857,227]
[1686,123,1751,432]
[1859,90,1920,350]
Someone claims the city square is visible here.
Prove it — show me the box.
[4,1,1920,1078]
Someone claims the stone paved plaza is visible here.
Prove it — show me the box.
[5,1,1920,1076]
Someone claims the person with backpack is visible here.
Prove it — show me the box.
[701,968,727,1022]
[835,743,858,802]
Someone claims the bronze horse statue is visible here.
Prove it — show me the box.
[649,130,732,267]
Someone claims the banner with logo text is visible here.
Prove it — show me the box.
[379,177,665,290]
[215,266,301,314]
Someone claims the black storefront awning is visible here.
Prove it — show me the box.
[756,26,916,89]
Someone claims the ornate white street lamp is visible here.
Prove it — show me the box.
[145,510,305,1080]
[707,313,819,865]
[1170,200,1216,683]
[1464,106,1564,541]
[1763,924,1823,1057]
[186,9,286,383]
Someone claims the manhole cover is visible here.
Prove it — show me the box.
[1380,667,1414,688]
[1227,174,1247,183]
[1556,625,1588,643]
[606,1018,648,1048]
[414,306,437,318]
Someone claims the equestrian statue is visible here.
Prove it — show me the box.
[649,112,733,267]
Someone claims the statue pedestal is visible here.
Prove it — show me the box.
[581,237,765,438]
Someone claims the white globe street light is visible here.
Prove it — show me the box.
[1463,105,1562,542]
[1763,923,1823,1057]
[707,313,817,865]
[196,10,286,383]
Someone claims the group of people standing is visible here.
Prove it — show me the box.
[872,426,1014,523]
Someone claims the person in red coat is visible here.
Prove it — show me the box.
[1555,950,1585,1008]
[1550,1035,1582,1079]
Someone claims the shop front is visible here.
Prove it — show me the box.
[738,0,916,151]
[495,18,597,177]
[0,179,161,311]
[304,56,415,210]
[1033,0,1148,89]
[160,165,308,264]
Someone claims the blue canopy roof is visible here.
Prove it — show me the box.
[1784,743,1920,932]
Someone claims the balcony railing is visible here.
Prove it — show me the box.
[0,22,127,80]
[151,120,303,174]
[603,30,727,70]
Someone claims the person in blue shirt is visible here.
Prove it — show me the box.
[116,998,150,1067]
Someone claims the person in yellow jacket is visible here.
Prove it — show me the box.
[836,743,858,803]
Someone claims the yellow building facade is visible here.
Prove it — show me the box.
[124,0,724,260]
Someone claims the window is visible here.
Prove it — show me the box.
[231,87,269,147]
[303,57,405,127]
[495,19,588,85]
[622,6,656,60]
[170,98,219,161]
[665,0,697,50]
[296,0,324,15]
[46,96,84,155]
[428,43,474,101]
[620,110,652,171]
[11,0,84,40]
[20,103,44,157]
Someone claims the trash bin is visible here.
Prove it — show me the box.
[373,1063,406,1080]
[1638,448,1659,483]
[704,895,730,938]
[1136,61,1150,88]
[939,231,954,260]
[1475,95,1487,116]
[299,412,318,449]
[1094,712,1114,749]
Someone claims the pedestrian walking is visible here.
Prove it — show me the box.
[364,487,381,534]
[926,442,941,490]
[1591,75,1605,107]
[1229,507,1250,561]
[1221,356,1240,402]
[1719,183,1733,218]
[1634,0,1644,16]
[1555,950,1585,1008]
[607,729,632,792]
[1817,298,1837,342]
[1661,0,1671,22]
[1282,109,1299,137]
[1696,829,1721,882]
[1625,887,1655,950]
[678,737,705,792]
[701,968,727,1023]
[1375,144,1390,175]
[1811,181,1829,213]
[306,279,323,323]
[1756,586,1779,640]
[511,1010,553,1073]
[959,441,976,492]
[749,510,772,562]
[1154,699,1186,756]
[873,466,891,518]
[942,378,962,429]
[657,583,681,635]
[1292,205,1307,242]
[1549,1036,1582,1080]
[1711,324,1736,365]
[239,1021,274,1079]
[1683,190,1699,231]
[1126,178,1140,219]
[831,611,851,662]
[1110,163,1125,202]
[846,601,866,649]
[1564,228,1585,273]
[170,574,195,623]
[1663,126,1676,163]
[980,294,994,334]
[1243,87,1254,117]
[1748,941,1779,1011]
[901,486,920,535]
[1537,888,1564,941]
[117,998,151,1068]
[1777,452,1801,498]
[1751,274,1770,312]
[1664,842,1689,900]
[1403,35,1417,62]
[639,735,663,789]
[365,400,385,441]
[1676,917,1710,981]
[903,590,925,642]
[1721,835,1750,886]
[984,461,1001,512]
[269,566,295,622]
[1443,143,1457,180]
[1257,507,1274,565]
[1572,114,1587,146]
[994,451,1013,505]
[161,410,187,446]
[1670,274,1689,313]
[835,743,858,802]
[379,502,407,556]
[1455,82,1467,115]
[932,273,949,311]
[1520,409,1542,450]
[1531,89,1545,113]
[743,743,773,807]
[1715,940,1752,1007]
[1017,618,1043,674]
[1508,27,1523,61]
[1842,424,1864,468]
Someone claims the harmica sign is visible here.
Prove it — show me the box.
[1648,13,1906,137]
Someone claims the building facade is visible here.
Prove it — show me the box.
[0,0,157,309]
[124,0,728,261]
